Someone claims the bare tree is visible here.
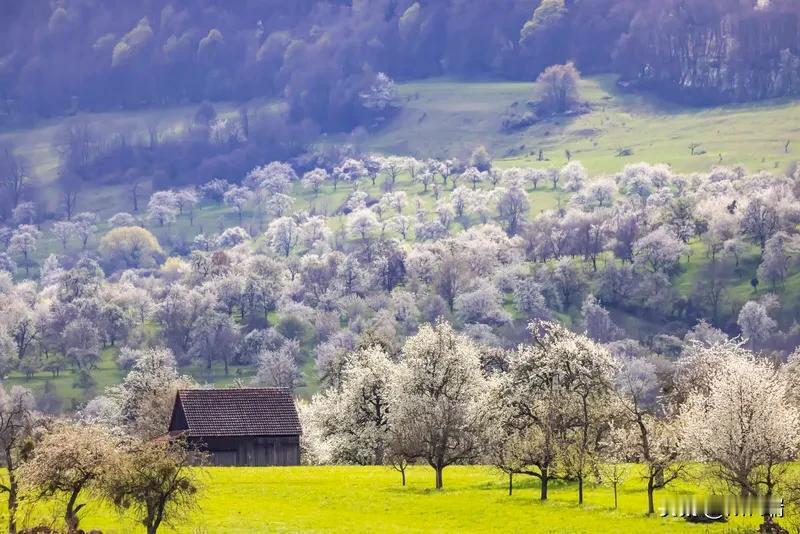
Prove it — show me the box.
[59,171,82,221]
[0,145,28,210]
[61,121,93,171]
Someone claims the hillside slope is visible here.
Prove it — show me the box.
[347,76,800,174]
[3,77,800,409]
[4,75,800,217]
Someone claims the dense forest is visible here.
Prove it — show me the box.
[1,0,799,129]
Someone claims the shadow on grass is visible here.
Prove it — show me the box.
[593,73,800,119]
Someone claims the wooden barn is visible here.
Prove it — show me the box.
[167,388,302,466]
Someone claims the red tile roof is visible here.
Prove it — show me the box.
[172,388,301,437]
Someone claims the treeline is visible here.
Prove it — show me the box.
[1,0,798,130]
[615,0,800,103]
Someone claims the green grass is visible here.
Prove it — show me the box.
[5,465,766,533]
[1,346,258,410]
[354,75,800,175]
[1,347,125,412]
[0,98,276,217]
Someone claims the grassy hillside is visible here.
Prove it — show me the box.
[5,74,800,213]
[350,76,800,174]
[1,345,258,412]
[7,465,765,533]
[0,99,277,217]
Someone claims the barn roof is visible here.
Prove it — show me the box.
[170,388,301,437]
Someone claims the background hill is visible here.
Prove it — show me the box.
[346,76,800,173]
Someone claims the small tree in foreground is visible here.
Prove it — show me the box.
[599,423,632,510]
[108,439,204,534]
[19,423,119,533]
[389,321,488,489]
[680,343,799,497]
[0,385,35,534]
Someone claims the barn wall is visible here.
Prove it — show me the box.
[192,436,300,466]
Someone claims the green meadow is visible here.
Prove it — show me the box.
[354,76,800,175]
[3,465,768,533]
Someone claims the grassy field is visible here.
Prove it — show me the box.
[0,345,258,411]
[0,98,277,219]
[351,75,800,175]
[5,465,768,533]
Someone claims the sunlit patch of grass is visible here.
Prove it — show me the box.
[5,465,766,533]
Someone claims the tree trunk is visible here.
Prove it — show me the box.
[65,488,83,533]
[435,466,443,489]
[647,476,655,515]
[578,475,584,505]
[613,482,618,509]
[5,450,17,534]
[508,473,513,496]
[401,467,406,487]
[147,503,164,534]
[540,474,549,501]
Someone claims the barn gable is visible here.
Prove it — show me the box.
[168,394,189,432]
